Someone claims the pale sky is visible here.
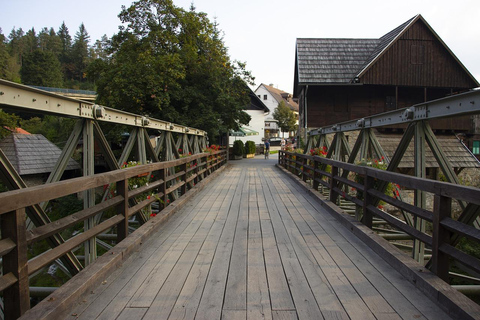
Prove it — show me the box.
[1,0,480,93]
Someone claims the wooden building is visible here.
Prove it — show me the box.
[294,15,479,135]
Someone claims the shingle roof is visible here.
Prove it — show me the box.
[0,133,80,175]
[296,38,380,84]
[376,134,480,169]
[295,15,419,85]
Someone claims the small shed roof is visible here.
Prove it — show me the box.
[376,134,480,169]
[0,133,80,175]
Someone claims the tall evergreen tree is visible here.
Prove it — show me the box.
[71,23,90,82]
[0,29,8,79]
[57,22,73,80]
[20,49,63,87]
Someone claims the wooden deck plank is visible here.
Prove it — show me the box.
[168,169,242,320]
[194,169,247,320]
[66,158,455,320]
[263,170,353,320]
[75,168,233,320]
[284,175,452,320]
[116,307,147,320]
[247,169,273,320]
[223,171,249,311]
[259,168,325,319]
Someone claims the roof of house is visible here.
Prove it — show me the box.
[0,133,80,175]
[376,134,480,169]
[261,84,299,112]
[295,14,478,88]
[247,86,270,112]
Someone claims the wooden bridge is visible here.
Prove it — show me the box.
[0,79,480,319]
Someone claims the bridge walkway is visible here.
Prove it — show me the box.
[67,155,451,320]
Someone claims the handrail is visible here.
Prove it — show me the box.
[279,150,480,283]
[0,149,227,319]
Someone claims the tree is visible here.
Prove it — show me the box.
[0,110,20,139]
[20,49,63,87]
[273,101,297,136]
[71,23,91,82]
[0,29,8,79]
[93,0,252,140]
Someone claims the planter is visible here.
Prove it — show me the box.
[233,155,243,160]
[246,153,255,159]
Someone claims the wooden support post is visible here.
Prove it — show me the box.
[431,195,451,282]
[116,179,129,242]
[313,157,319,191]
[302,157,307,182]
[160,167,167,209]
[363,173,374,228]
[329,165,339,205]
[2,208,30,319]
[181,162,187,195]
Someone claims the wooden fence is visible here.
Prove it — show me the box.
[279,150,480,285]
[0,150,226,319]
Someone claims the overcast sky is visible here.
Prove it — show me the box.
[2,0,479,93]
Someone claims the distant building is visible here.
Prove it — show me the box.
[0,133,80,186]
[254,84,299,139]
[293,14,479,150]
[229,87,269,146]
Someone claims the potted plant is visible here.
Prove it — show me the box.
[232,140,244,160]
[244,140,256,158]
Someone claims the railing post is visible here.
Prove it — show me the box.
[160,167,167,209]
[181,162,188,195]
[329,164,339,204]
[116,179,129,242]
[432,194,451,282]
[2,208,30,319]
[313,157,319,191]
[363,172,374,228]
[302,156,307,182]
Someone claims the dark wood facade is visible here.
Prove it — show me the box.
[295,15,479,133]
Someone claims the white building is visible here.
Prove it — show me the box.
[229,88,269,146]
[254,83,299,139]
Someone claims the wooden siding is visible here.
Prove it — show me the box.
[306,85,472,130]
[361,20,477,88]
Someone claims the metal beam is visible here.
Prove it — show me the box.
[0,79,207,137]
[309,89,480,136]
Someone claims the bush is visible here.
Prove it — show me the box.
[233,140,244,156]
[245,141,256,155]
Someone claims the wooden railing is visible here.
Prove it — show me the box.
[0,150,226,319]
[279,150,480,284]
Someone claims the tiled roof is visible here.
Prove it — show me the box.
[0,133,80,175]
[262,84,299,112]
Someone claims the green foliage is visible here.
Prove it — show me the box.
[245,140,256,154]
[21,116,76,147]
[273,101,297,134]
[20,49,63,86]
[93,0,253,141]
[233,140,244,156]
[0,109,20,139]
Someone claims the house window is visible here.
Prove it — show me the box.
[411,45,425,65]
[473,141,480,155]
[263,95,267,100]
[386,96,396,109]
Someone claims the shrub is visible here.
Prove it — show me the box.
[245,140,256,154]
[233,140,244,156]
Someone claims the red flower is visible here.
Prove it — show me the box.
[147,195,151,200]
[167,199,170,204]
[378,205,384,210]
[151,174,154,178]
[150,213,157,217]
